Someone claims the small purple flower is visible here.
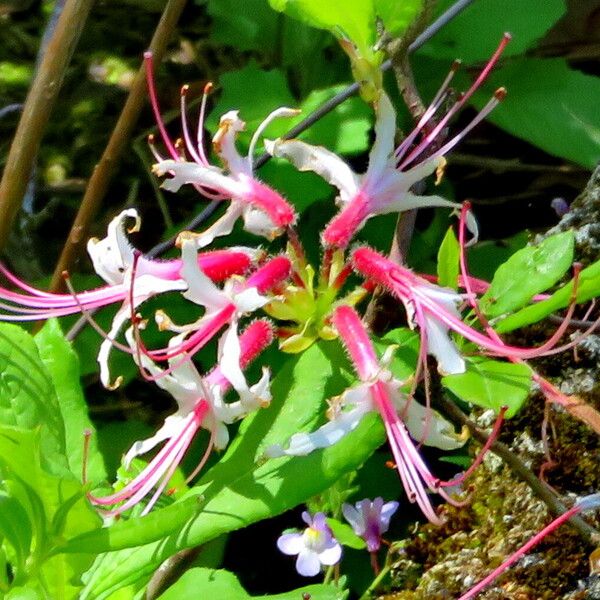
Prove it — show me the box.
[277,511,342,576]
[342,497,399,552]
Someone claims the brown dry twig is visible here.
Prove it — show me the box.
[0,0,94,251]
[49,0,189,292]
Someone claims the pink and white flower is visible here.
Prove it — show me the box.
[277,511,342,576]
[88,319,273,517]
[0,209,255,389]
[265,36,510,248]
[268,305,464,524]
[136,239,290,382]
[144,53,297,247]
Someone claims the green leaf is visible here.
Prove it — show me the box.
[327,517,366,550]
[496,259,600,333]
[35,320,106,483]
[375,0,424,37]
[268,0,376,59]
[442,357,532,417]
[481,58,600,168]
[157,568,347,599]
[0,490,32,572]
[74,343,384,598]
[0,426,101,599]
[375,328,419,381]
[297,85,373,155]
[420,0,565,62]
[437,226,460,290]
[480,231,574,317]
[208,0,278,53]
[0,323,66,470]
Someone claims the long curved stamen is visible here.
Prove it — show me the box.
[144,51,179,160]
[458,494,600,600]
[196,81,213,166]
[180,84,205,166]
[399,34,510,169]
[247,107,300,171]
[424,88,506,165]
[63,271,133,355]
[439,406,507,488]
[395,60,461,161]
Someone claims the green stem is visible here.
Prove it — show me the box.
[358,562,392,600]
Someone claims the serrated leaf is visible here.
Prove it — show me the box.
[437,226,460,290]
[480,231,574,317]
[442,357,532,417]
[0,323,66,470]
[35,319,106,483]
[375,0,424,37]
[496,259,600,333]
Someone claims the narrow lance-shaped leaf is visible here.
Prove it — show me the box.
[437,226,460,290]
[496,258,600,333]
[480,230,574,317]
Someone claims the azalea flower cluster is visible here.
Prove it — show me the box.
[0,36,591,548]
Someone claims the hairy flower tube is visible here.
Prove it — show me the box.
[342,497,399,553]
[87,319,274,517]
[277,511,342,576]
[352,247,586,375]
[130,239,291,377]
[144,52,297,248]
[268,305,465,524]
[0,209,255,387]
[265,35,511,249]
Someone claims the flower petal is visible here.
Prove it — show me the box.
[188,204,245,249]
[375,191,479,242]
[180,239,230,310]
[265,138,359,203]
[342,503,364,534]
[318,542,342,566]
[212,110,249,174]
[389,381,464,450]
[296,549,321,577]
[364,93,397,186]
[277,532,304,556]
[87,209,139,285]
[265,403,371,457]
[379,500,399,530]
[155,159,245,197]
[424,314,466,376]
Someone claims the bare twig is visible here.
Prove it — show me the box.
[49,0,188,291]
[0,0,94,251]
[438,395,600,543]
